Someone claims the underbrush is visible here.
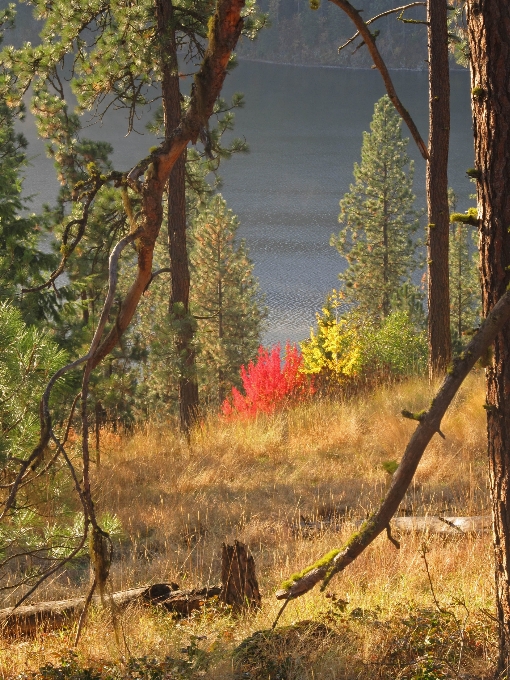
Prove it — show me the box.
[1,372,497,679]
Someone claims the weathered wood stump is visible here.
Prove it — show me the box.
[220,541,261,611]
[0,541,262,635]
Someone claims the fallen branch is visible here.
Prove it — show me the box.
[275,288,510,604]
[0,583,222,635]
[297,515,490,537]
[392,515,489,535]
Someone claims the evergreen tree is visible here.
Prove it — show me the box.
[191,194,265,405]
[0,301,67,463]
[331,95,421,320]
[0,9,55,323]
[0,0,253,601]
[133,194,265,414]
[2,0,263,432]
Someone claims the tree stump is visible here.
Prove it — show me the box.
[220,541,261,611]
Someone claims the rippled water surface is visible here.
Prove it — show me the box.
[20,62,473,346]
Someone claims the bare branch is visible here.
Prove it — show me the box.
[3,529,89,626]
[338,2,426,52]
[0,231,138,523]
[275,287,510,605]
[89,231,140,357]
[330,0,429,161]
[74,577,97,647]
[0,0,248,610]
[21,173,112,294]
[12,392,81,494]
[143,267,172,293]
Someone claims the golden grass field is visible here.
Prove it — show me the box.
[1,372,499,679]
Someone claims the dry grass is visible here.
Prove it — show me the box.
[0,371,498,679]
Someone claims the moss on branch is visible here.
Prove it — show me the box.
[450,207,478,226]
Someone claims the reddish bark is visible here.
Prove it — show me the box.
[467,2,510,674]
[426,0,451,379]
[92,0,246,368]
[158,0,200,432]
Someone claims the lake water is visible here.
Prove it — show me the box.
[19,61,474,346]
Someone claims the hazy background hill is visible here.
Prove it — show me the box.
[1,0,462,71]
[237,0,432,69]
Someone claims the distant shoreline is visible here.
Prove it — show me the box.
[237,56,467,73]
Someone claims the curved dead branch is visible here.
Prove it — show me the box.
[275,287,510,607]
[143,267,173,293]
[93,0,246,368]
[0,232,138,524]
[21,173,113,295]
[329,0,429,161]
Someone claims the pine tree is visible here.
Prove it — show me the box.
[0,9,55,323]
[331,95,421,320]
[129,194,264,417]
[191,194,265,405]
[2,0,264,431]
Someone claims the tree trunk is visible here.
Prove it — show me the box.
[427,0,451,380]
[158,0,199,433]
[220,541,261,611]
[467,2,510,675]
[217,246,225,404]
[457,225,463,341]
[168,150,199,432]
[382,165,390,318]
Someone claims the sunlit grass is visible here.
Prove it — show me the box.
[0,371,497,679]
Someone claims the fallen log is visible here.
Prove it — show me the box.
[391,515,490,535]
[0,583,222,635]
[0,541,261,636]
[297,515,490,537]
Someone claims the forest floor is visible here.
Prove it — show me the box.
[1,371,497,679]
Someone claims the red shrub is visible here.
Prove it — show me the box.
[222,343,314,419]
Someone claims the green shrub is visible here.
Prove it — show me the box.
[300,294,426,389]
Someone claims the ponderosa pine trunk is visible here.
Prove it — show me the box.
[427,0,451,380]
[467,2,510,675]
[158,0,199,433]
[168,151,199,432]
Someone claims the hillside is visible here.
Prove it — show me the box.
[0,0,461,71]
[1,373,497,679]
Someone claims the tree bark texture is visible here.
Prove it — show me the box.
[427,0,452,380]
[467,2,510,675]
[159,0,200,433]
[220,541,262,611]
[168,151,199,431]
